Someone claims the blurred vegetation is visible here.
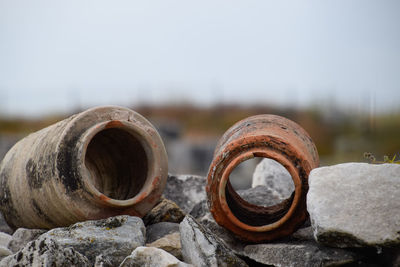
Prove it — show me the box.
[0,104,399,166]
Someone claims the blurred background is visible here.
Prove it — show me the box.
[1,1,399,188]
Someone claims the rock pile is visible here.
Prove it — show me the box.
[0,162,399,266]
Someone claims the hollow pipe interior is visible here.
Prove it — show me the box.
[84,128,148,200]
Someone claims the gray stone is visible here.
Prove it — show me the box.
[8,228,47,253]
[189,199,209,220]
[237,185,285,207]
[189,201,359,267]
[292,227,314,241]
[164,174,207,213]
[147,232,182,260]
[189,200,244,252]
[119,246,192,267]
[38,215,145,266]
[146,222,180,243]
[0,238,90,267]
[252,158,294,201]
[307,163,400,247]
[143,197,186,226]
[242,241,357,267]
[180,215,248,267]
[0,213,13,235]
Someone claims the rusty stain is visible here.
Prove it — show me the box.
[151,176,160,188]
[99,194,111,201]
[105,120,124,129]
[206,114,319,242]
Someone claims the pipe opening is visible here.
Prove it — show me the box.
[85,128,148,200]
[226,157,295,226]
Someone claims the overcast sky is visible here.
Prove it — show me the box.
[1,0,399,117]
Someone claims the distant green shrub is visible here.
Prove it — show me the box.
[364,152,400,164]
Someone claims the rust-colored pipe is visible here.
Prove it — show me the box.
[206,115,319,242]
[0,106,168,229]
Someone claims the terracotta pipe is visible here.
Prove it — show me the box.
[0,106,168,229]
[206,115,319,242]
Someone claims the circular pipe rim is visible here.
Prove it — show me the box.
[78,120,159,207]
[217,147,302,232]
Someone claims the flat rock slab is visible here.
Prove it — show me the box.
[38,215,145,266]
[242,241,357,267]
[307,163,400,248]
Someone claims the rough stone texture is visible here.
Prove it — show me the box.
[143,197,186,226]
[8,228,47,253]
[38,215,145,266]
[146,222,180,244]
[237,185,285,207]
[0,213,13,235]
[94,254,112,267]
[180,215,248,267]
[163,174,206,213]
[147,232,182,260]
[252,158,294,200]
[189,200,245,252]
[189,201,363,267]
[291,227,314,241]
[307,163,400,248]
[0,238,90,267]
[119,246,192,267]
[242,241,357,267]
[0,232,12,259]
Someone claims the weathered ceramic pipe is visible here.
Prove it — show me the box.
[206,115,319,242]
[0,106,168,229]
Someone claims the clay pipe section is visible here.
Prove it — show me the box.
[0,106,168,229]
[206,115,319,242]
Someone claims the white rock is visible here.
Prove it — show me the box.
[8,228,46,253]
[119,246,191,267]
[0,233,11,249]
[252,158,294,200]
[307,163,400,247]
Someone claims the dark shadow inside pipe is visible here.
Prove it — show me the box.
[85,128,148,200]
[226,182,294,226]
